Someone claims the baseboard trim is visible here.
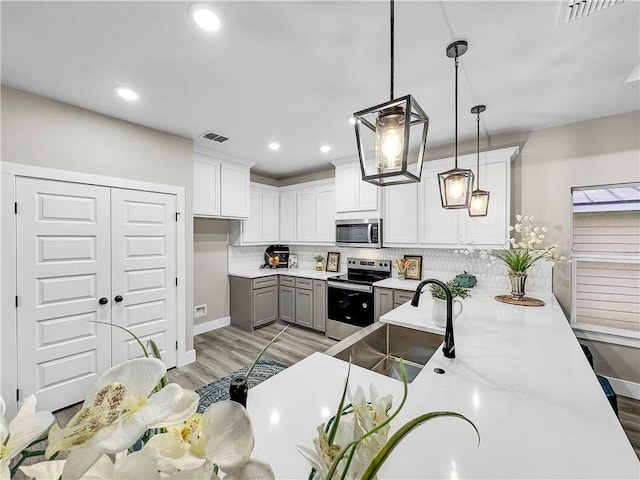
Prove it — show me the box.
[193,316,231,336]
[603,375,640,400]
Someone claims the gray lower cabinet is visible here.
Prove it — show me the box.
[279,284,295,323]
[374,287,394,321]
[230,275,279,332]
[313,280,326,332]
[295,288,314,328]
[374,287,415,321]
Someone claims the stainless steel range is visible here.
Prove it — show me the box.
[326,257,391,340]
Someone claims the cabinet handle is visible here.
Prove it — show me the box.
[114,295,124,303]
[98,297,108,305]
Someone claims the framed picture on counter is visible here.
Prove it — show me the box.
[289,254,298,268]
[404,255,422,280]
[326,252,340,272]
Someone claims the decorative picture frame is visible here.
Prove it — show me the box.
[326,252,340,272]
[288,254,298,269]
[403,255,422,280]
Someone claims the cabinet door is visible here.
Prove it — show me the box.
[279,285,295,323]
[335,163,357,212]
[252,286,278,327]
[315,184,335,243]
[242,189,262,243]
[374,288,394,322]
[419,169,459,245]
[384,183,418,244]
[279,191,297,242]
[313,281,326,332]
[193,158,220,216]
[296,188,316,242]
[461,160,509,247]
[261,189,280,243]
[393,290,414,308]
[358,175,378,211]
[295,288,314,328]
[220,162,250,218]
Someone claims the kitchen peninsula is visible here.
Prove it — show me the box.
[245,288,639,478]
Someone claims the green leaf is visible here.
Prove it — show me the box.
[93,320,149,357]
[359,411,480,480]
[246,324,289,379]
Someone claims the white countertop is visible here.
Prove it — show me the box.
[228,268,342,280]
[246,288,640,479]
[373,277,422,291]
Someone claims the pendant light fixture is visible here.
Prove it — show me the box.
[438,40,474,208]
[468,105,490,217]
[353,0,429,186]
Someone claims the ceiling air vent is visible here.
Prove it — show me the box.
[564,0,623,23]
[200,131,229,143]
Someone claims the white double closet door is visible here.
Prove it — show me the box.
[16,177,177,412]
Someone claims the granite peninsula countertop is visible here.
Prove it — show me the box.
[245,288,640,479]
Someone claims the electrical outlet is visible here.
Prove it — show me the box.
[194,304,207,318]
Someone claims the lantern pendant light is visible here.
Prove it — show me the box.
[438,40,474,209]
[468,105,490,217]
[353,0,429,186]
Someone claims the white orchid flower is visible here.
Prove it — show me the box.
[0,394,54,479]
[222,459,275,480]
[164,459,218,480]
[19,460,65,480]
[516,214,523,221]
[45,358,186,480]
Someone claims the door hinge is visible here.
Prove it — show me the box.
[175,212,180,221]
[16,389,20,402]
[15,296,18,308]
[175,341,179,350]
[14,202,18,214]
[175,277,178,286]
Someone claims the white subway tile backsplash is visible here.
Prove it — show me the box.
[228,245,554,293]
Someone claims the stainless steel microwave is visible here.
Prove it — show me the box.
[335,219,382,248]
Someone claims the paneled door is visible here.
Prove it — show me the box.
[16,177,112,411]
[111,189,177,367]
[16,179,178,412]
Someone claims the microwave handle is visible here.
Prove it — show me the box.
[367,223,373,244]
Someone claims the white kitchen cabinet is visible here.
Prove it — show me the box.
[280,179,335,245]
[230,183,280,245]
[418,147,516,248]
[332,159,378,215]
[384,182,419,245]
[279,190,297,242]
[193,150,252,219]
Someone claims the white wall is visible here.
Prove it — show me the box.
[0,86,195,351]
[520,110,640,384]
[193,218,230,324]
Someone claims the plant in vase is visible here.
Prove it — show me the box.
[392,259,407,279]
[482,215,566,300]
[314,255,325,271]
[429,280,470,327]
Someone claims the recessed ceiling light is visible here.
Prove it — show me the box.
[320,145,332,153]
[268,143,280,151]
[189,3,221,32]
[116,87,139,101]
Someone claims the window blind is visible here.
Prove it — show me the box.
[572,211,640,255]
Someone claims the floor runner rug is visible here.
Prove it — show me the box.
[196,359,286,412]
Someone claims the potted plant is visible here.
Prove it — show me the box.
[313,254,325,271]
[429,279,470,328]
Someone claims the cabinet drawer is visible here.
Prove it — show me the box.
[279,276,296,287]
[296,277,314,290]
[394,290,414,307]
[252,276,278,289]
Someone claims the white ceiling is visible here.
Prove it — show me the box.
[2,1,638,178]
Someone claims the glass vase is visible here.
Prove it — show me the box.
[508,273,528,300]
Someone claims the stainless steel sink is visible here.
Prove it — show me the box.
[324,322,444,383]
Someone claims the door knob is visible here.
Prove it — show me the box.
[98,297,108,305]
[114,295,124,303]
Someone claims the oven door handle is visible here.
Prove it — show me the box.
[328,281,372,293]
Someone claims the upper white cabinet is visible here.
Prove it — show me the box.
[281,179,335,245]
[383,146,516,248]
[193,150,251,219]
[230,183,280,245]
[332,159,379,216]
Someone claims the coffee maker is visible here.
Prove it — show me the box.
[263,245,290,268]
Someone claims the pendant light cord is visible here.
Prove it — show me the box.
[390,0,395,101]
[454,49,459,168]
[475,111,480,188]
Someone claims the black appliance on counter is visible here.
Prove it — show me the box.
[326,257,391,340]
[263,245,290,268]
